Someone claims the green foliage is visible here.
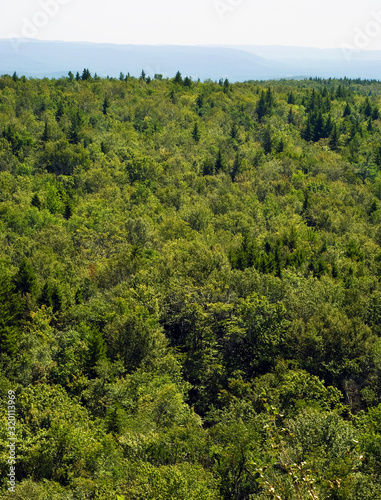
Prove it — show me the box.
[13,259,37,296]
[0,275,21,355]
[1,75,381,498]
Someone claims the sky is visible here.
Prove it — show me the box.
[3,0,381,50]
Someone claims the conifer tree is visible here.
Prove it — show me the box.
[256,90,267,122]
[329,124,339,150]
[39,282,52,309]
[262,127,272,154]
[31,193,41,209]
[231,151,241,181]
[39,282,63,313]
[230,123,238,139]
[81,68,91,81]
[363,97,372,117]
[56,101,64,122]
[102,96,110,115]
[303,116,313,141]
[51,284,63,313]
[276,138,284,153]
[13,259,37,296]
[183,76,192,87]
[265,87,275,110]
[203,158,215,176]
[374,145,381,167]
[287,91,295,104]
[64,202,73,220]
[174,71,183,84]
[372,106,380,120]
[343,102,351,117]
[192,122,201,143]
[288,107,295,125]
[69,109,84,144]
[313,112,324,142]
[42,121,50,142]
[86,328,107,378]
[215,149,224,172]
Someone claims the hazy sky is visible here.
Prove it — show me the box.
[3,0,381,50]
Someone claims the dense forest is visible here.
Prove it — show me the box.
[1,69,381,499]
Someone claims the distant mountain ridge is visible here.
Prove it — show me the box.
[0,39,380,81]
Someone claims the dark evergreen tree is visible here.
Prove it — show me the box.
[39,282,53,308]
[265,87,275,110]
[81,68,91,81]
[287,91,295,104]
[256,91,267,122]
[288,107,295,125]
[183,76,192,88]
[31,193,41,209]
[102,97,110,115]
[39,282,63,313]
[42,121,50,142]
[230,123,238,139]
[313,112,324,142]
[192,122,201,143]
[203,158,215,176]
[324,114,333,137]
[336,84,345,98]
[276,138,284,153]
[64,202,73,220]
[13,259,37,296]
[372,106,380,120]
[51,284,63,313]
[86,327,107,378]
[374,145,381,167]
[215,149,224,172]
[262,127,272,154]
[55,101,64,122]
[343,103,351,118]
[363,97,372,117]
[223,78,230,93]
[329,124,339,150]
[69,109,84,144]
[231,151,241,181]
[174,71,182,84]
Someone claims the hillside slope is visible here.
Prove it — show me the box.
[1,73,381,498]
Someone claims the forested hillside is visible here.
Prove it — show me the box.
[1,70,381,499]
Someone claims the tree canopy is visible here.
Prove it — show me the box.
[1,71,381,498]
